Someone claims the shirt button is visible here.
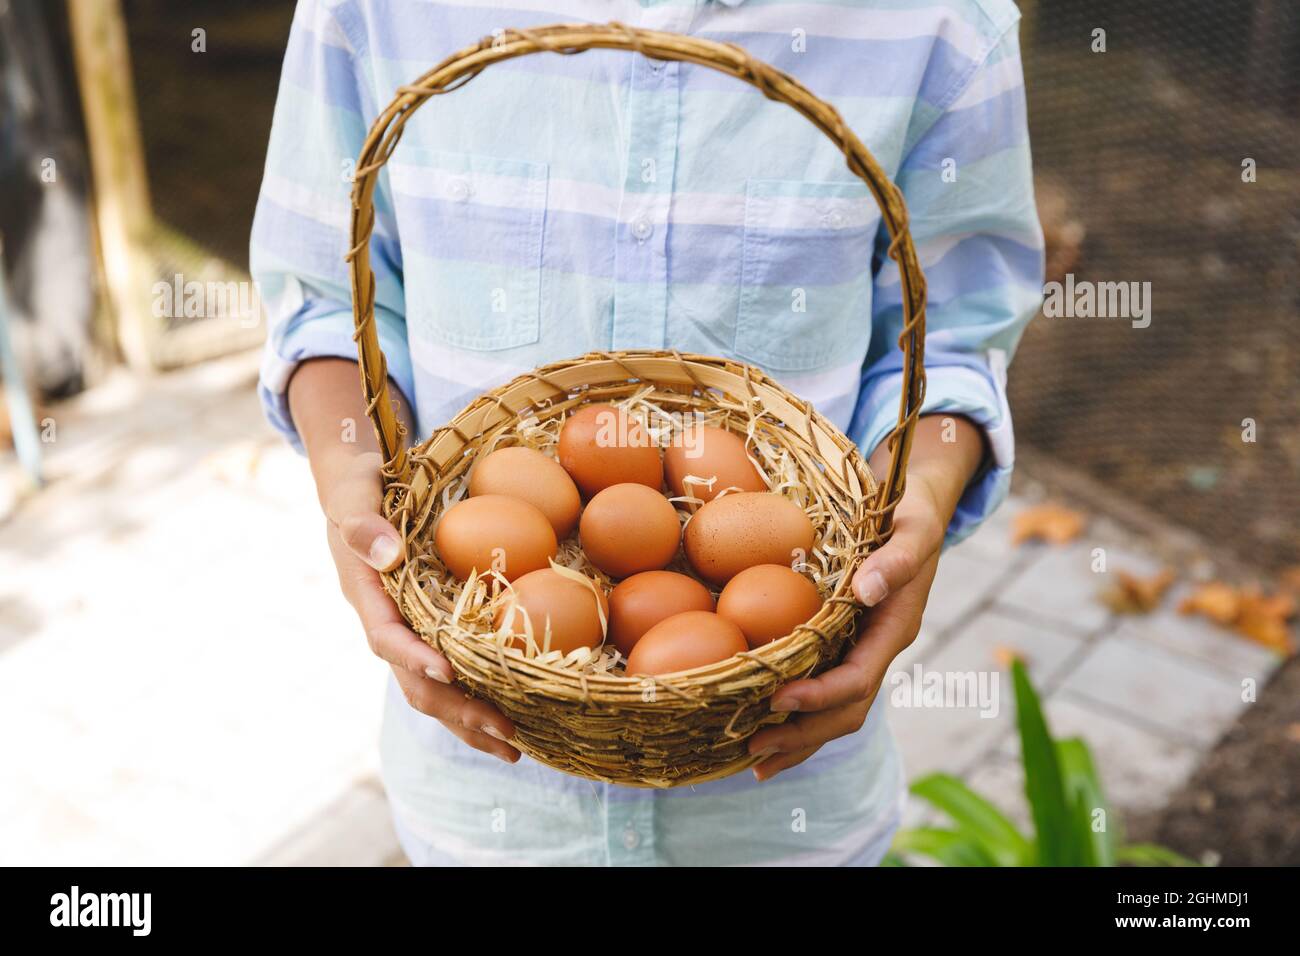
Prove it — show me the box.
[631,217,654,242]
[822,209,846,229]
[622,826,641,850]
[447,178,472,202]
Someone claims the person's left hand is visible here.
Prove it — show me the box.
[747,414,984,781]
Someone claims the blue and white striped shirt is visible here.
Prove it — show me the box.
[254,0,1042,866]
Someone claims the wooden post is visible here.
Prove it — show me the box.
[66,0,157,370]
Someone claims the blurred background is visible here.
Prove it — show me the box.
[1,0,1296,866]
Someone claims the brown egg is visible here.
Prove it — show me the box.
[557,404,663,498]
[579,483,681,579]
[608,571,716,657]
[434,494,557,582]
[624,610,748,676]
[468,446,581,539]
[683,492,815,586]
[665,425,766,504]
[494,568,609,655]
[717,564,823,649]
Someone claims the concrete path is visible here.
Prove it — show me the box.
[0,352,1281,864]
[0,352,395,865]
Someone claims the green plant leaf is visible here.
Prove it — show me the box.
[910,773,1033,867]
[1115,843,1201,867]
[1011,659,1078,866]
[891,827,1001,867]
[1057,737,1114,867]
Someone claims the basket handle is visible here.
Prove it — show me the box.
[347,22,927,537]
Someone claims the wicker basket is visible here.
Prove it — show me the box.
[346,23,928,787]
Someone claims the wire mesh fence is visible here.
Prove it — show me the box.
[125,0,291,274]
[1015,0,1300,571]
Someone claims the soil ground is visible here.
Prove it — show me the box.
[1128,653,1300,867]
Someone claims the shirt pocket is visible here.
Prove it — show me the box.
[735,179,878,371]
[388,147,548,351]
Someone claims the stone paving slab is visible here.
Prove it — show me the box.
[919,547,1011,635]
[996,693,1202,814]
[886,606,1087,778]
[953,495,1029,565]
[1116,586,1281,681]
[1059,636,1250,748]
[995,541,1115,635]
[946,605,1088,686]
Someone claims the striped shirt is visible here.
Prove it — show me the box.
[253,0,1042,866]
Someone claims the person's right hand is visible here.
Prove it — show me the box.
[322,452,520,763]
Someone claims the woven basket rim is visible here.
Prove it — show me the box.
[383,349,873,689]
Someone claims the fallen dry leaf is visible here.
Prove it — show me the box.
[1012,503,1087,546]
[992,645,1024,669]
[1101,568,1177,614]
[1240,587,1296,621]
[1236,613,1294,655]
[1235,588,1297,654]
[1177,582,1241,626]
[1179,582,1297,655]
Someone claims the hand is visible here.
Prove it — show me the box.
[747,415,985,781]
[323,452,520,764]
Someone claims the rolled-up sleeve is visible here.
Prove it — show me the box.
[251,0,410,453]
[849,20,1044,547]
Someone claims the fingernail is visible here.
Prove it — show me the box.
[856,569,889,607]
[368,535,402,570]
[425,665,452,683]
[752,745,780,759]
[771,698,800,713]
[482,725,519,750]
